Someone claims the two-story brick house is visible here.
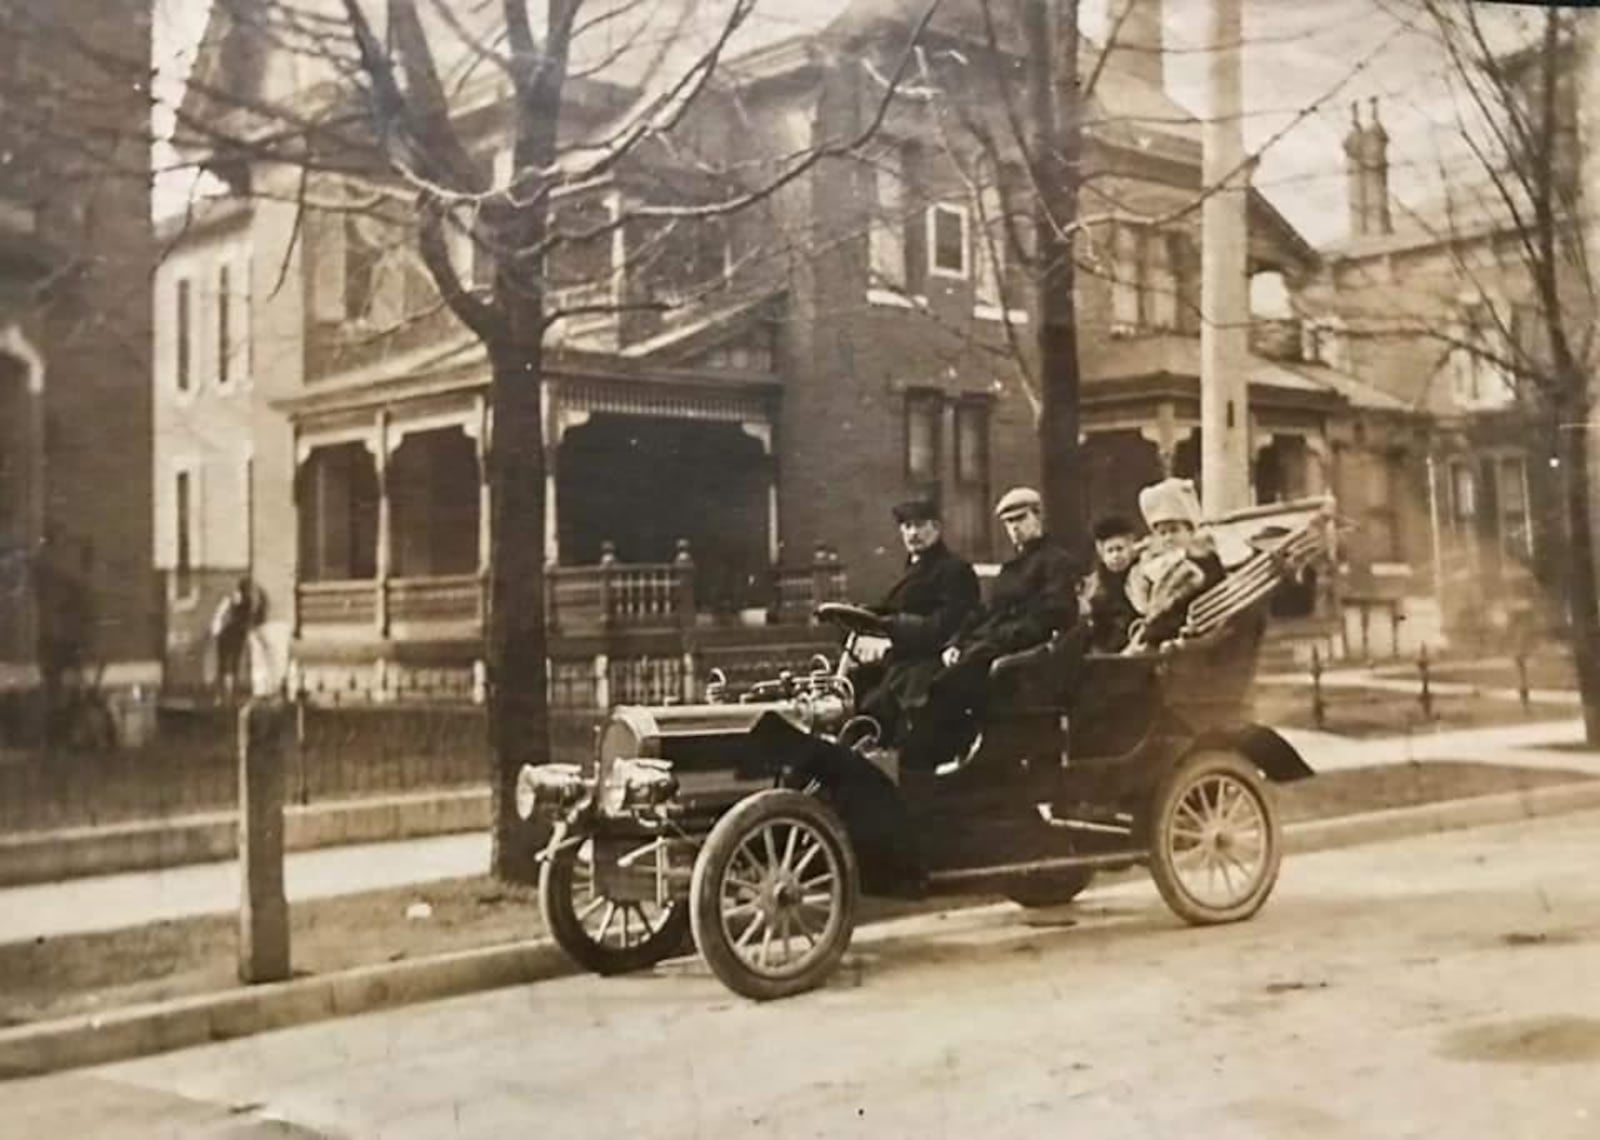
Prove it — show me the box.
[166,0,1417,695]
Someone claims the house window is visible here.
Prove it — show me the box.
[1109,223,1184,335]
[928,204,969,279]
[217,263,231,386]
[1146,232,1178,331]
[905,392,942,494]
[1454,301,1514,408]
[1110,224,1142,330]
[344,213,382,322]
[1449,459,1477,531]
[1497,454,1532,561]
[869,148,908,292]
[949,400,991,555]
[175,468,193,597]
[176,279,192,391]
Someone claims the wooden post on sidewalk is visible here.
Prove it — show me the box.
[238,698,290,984]
[1418,644,1435,722]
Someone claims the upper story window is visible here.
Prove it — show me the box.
[869,147,908,294]
[217,263,232,386]
[928,203,969,280]
[1108,222,1183,336]
[175,278,192,392]
[1452,299,1516,409]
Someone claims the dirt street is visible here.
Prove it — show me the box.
[8,810,1600,1139]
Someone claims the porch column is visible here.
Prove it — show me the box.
[374,411,391,636]
[475,394,491,574]
[741,421,779,566]
[1305,434,1331,496]
[1138,401,1191,476]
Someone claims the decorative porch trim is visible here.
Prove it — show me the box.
[551,375,774,426]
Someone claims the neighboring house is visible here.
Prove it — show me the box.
[172,0,1415,694]
[1299,85,1582,647]
[153,199,259,691]
[0,0,158,729]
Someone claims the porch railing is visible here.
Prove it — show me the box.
[388,574,485,635]
[297,580,379,631]
[297,541,849,640]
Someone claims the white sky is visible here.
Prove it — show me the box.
[148,0,1530,245]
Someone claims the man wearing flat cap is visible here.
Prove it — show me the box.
[854,495,981,744]
[903,486,1080,768]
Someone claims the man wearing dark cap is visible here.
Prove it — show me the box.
[904,486,1080,769]
[853,495,981,745]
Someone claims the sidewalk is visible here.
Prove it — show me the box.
[2,716,1596,948]
[0,833,489,945]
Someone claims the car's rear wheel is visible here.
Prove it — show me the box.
[540,839,690,975]
[690,790,858,1001]
[1145,749,1282,925]
[1005,868,1096,909]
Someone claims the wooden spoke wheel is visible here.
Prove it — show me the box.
[540,839,690,976]
[690,790,859,1001]
[1146,749,1282,925]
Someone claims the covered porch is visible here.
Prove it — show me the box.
[284,361,847,656]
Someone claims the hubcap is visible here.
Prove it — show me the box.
[720,818,841,978]
[570,842,676,950]
[1168,773,1269,909]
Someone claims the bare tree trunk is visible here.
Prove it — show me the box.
[485,333,552,883]
[1027,0,1085,556]
[1556,390,1600,743]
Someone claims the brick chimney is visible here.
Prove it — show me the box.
[1344,98,1393,237]
[1107,0,1164,91]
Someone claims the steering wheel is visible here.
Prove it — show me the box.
[814,602,893,638]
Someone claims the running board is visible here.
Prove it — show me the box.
[1037,803,1134,835]
[926,850,1146,886]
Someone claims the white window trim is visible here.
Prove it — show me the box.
[927,202,970,280]
[868,288,921,309]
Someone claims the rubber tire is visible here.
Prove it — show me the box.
[1004,868,1096,909]
[690,790,859,1002]
[539,841,691,976]
[1145,749,1282,926]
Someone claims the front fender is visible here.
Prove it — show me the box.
[1194,723,1315,784]
[743,712,925,893]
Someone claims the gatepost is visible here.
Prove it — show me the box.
[238,698,291,983]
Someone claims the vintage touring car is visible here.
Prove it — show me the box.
[517,498,1336,1000]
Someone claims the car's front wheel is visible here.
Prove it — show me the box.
[1145,748,1282,925]
[539,839,690,975]
[689,790,859,1001]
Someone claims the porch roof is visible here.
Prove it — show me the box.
[1081,335,1411,414]
[273,336,781,424]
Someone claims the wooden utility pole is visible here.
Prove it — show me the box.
[1027,0,1086,555]
[1200,0,1252,514]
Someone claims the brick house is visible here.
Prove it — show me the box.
[167,0,1416,696]
[0,0,159,731]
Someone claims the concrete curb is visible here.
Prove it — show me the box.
[5,779,1600,1082]
[0,790,491,887]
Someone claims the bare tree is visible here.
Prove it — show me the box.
[1314,4,1600,739]
[144,0,948,879]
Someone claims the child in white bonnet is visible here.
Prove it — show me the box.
[1124,477,1226,652]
